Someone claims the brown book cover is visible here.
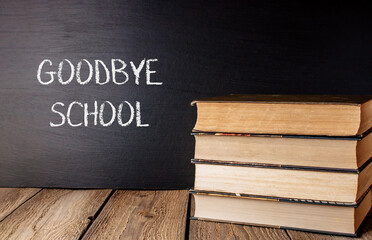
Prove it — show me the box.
[191,94,372,105]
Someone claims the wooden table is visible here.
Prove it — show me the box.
[0,189,370,239]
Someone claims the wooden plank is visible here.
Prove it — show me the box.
[286,215,372,240]
[189,220,290,240]
[0,189,111,240]
[0,188,41,221]
[82,190,189,240]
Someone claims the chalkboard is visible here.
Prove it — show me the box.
[0,1,372,189]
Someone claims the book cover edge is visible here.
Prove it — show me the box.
[191,158,372,174]
[190,94,372,106]
[189,187,372,207]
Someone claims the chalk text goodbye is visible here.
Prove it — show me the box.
[37,58,162,128]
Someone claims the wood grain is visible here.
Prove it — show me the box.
[82,190,189,240]
[286,215,372,240]
[0,189,110,240]
[0,188,41,221]
[189,220,290,240]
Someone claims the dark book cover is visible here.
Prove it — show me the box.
[192,94,372,105]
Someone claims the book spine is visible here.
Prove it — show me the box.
[189,189,361,207]
[191,158,361,174]
[191,131,363,140]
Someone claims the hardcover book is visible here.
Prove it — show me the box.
[190,189,372,237]
[193,159,372,203]
[192,94,372,136]
[193,132,372,171]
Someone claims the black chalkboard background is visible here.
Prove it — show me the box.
[0,1,372,189]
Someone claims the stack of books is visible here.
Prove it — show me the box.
[190,94,372,237]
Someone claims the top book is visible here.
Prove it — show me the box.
[191,94,372,136]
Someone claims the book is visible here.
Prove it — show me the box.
[193,132,372,170]
[190,189,372,237]
[192,94,372,136]
[193,159,372,203]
